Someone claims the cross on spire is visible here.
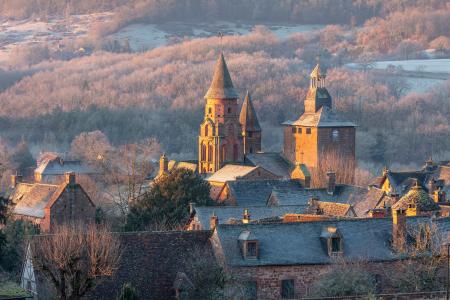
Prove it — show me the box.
[218,32,224,52]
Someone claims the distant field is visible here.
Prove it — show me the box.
[372,59,450,74]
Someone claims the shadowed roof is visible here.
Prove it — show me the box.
[239,91,261,132]
[12,183,60,218]
[245,152,292,178]
[288,106,355,127]
[204,53,238,99]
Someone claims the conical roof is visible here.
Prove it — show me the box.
[204,53,238,99]
[239,91,261,131]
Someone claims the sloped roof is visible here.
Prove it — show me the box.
[353,188,386,217]
[207,164,259,183]
[35,158,95,176]
[239,91,261,132]
[12,183,60,218]
[245,153,292,179]
[307,201,354,217]
[270,185,367,207]
[194,205,307,229]
[290,106,355,127]
[386,171,430,195]
[226,180,302,207]
[213,217,450,267]
[204,53,238,99]
[168,160,198,172]
[392,184,440,211]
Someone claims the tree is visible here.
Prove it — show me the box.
[126,168,213,231]
[0,196,8,225]
[310,150,356,188]
[309,260,377,297]
[117,283,140,300]
[31,223,121,300]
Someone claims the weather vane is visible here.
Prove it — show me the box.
[218,32,224,52]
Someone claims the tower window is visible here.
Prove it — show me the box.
[248,132,252,138]
[306,128,311,134]
[291,127,296,134]
[227,107,231,113]
[298,128,302,134]
[205,124,209,136]
[208,107,212,114]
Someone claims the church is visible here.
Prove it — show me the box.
[159,52,356,188]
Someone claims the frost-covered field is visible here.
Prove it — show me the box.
[0,12,113,66]
[372,59,450,74]
[112,22,325,51]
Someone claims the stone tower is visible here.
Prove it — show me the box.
[239,91,261,154]
[198,53,243,174]
[283,62,356,179]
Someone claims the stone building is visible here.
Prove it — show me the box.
[282,63,356,179]
[240,91,262,155]
[10,172,96,232]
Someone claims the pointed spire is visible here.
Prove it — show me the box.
[239,91,261,132]
[204,53,238,99]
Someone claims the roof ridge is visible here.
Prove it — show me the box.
[204,53,238,99]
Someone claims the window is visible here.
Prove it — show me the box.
[201,144,206,161]
[26,280,32,291]
[227,107,231,113]
[208,107,212,114]
[298,127,302,134]
[306,128,311,134]
[233,144,238,161]
[205,124,209,136]
[246,241,258,258]
[249,147,253,154]
[248,131,253,138]
[331,237,341,253]
[208,145,213,162]
[244,281,257,300]
[331,129,339,141]
[281,279,295,299]
[291,127,296,133]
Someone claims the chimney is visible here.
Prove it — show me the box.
[65,172,76,186]
[382,166,389,177]
[210,212,218,230]
[10,174,23,188]
[189,202,195,215]
[434,189,446,203]
[392,208,407,252]
[326,172,336,195]
[242,209,250,224]
[425,158,434,172]
[158,153,169,176]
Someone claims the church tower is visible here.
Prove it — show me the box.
[283,62,356,181]
[239,91,261,154]
[198,53,243,174]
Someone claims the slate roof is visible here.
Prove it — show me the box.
[288,106,355,128]
[35,156,95,176]
[239,91,261,132]
[245,153,292,178]
[204,53,238,99]
[168,160,198,173]
[193,205,307,229]
[226,180,302,206]
[270,185,368,208]
[386,171,429,195]
[353,188,386,216]
[213,217,450,267]
[307,201,355,217]
[11,183,60,218]
[207,164,260,183]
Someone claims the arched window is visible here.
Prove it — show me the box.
[233,144,238,161]
[208,144,213,162]
[228,124,234,137]
[222,144,227,161]
[201,143,206,161]
[205,124,209,136]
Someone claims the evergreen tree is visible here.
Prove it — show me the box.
[117,283,140,300]
[126,168,213,231]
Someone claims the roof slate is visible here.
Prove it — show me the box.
[12,183,60,218]
[290,106,355,128]
[204,53,238,99]
[239,91,261,132]
[245,153,292,178]
[207,164,259,183]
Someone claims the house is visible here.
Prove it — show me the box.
[10,172,96,232]
[210,215,450,299]
[34,152,95,184]
[22,231,214,300]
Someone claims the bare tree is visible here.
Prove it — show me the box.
[311,150,356,188]
[31,223,121,300]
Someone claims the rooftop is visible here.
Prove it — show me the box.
[204,53,238,99]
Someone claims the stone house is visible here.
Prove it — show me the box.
[10,172,96,232]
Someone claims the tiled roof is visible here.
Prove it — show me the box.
[289,106,355,127]
[207,164,259,183]
[369,175,386,188]
[270,185,367,207]
[392,184,440,211]
[245,153,292,178]
[227,180,302,206]
[353,188,386,217]
[213,217,450,267]
[168,160,198,172]
[193,205,307,229]
[239,91,261,132]
[12,183,60,218]
[307,201,354,217]
[204,53,238,99]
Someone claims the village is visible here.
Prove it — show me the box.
[0,50,449,299]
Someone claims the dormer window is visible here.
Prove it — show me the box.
[321,226,343,257]
[239,230,259,260]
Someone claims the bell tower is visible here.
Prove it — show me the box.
[198,53,243,174]
[239,91,261,154]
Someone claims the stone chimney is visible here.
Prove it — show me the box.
[242,209,250,224]
[158,153,169,176]
[392,208,407,252]
[10,174,23,188]
[210,212,218,230]
[65,172,76,186]
[326,172,336,195]
[434,189,446,203]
